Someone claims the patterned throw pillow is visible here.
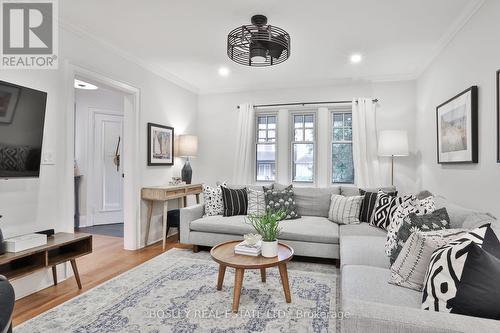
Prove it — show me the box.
[359,189,398,223]
[202,182,226,216]
[422,224,499,313]
[385,196,436,257]
[390,229,467,291]
[370,191,414,230]
[264,185,300,220]
[388,208,450,264]
[247,188,266,216]
[221,186,247,216]
[328,194,363,225]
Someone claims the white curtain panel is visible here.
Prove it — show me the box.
[232,104,255,184]
[352,98,381,188]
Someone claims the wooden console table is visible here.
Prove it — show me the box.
[142,183,202,249]
[0,232,92,289]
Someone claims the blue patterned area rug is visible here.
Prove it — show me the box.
[15,249,339,333]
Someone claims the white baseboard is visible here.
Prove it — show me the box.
[78,215,91,228]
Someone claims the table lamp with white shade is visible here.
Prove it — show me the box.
[378,130,409,186]
[178,135,198,184]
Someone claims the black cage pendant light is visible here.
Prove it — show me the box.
[227,15,291,67]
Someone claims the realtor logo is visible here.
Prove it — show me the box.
[1,0,58,69]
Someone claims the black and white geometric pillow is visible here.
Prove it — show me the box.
[247,188,266,216]
[264,185,300,220]
[370,191,414,230]
[421,224,496,312]
[202,182,227,216]
[385,196,436,257]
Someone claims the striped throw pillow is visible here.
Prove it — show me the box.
[328,194,363,225]
[221,186,248,216]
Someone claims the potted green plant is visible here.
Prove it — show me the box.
[247,210,285,257]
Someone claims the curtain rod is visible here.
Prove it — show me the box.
[237,99,379,109]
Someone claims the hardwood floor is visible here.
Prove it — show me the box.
[12,233,189,327]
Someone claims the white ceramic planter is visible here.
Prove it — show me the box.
[261,240,279,258]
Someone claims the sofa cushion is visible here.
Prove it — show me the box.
[340,185,396,197]
[293,186,340,217]
[340,223,386,238]
[264,185,300,220]
[190,215,339,244]
[340,236,389,268]
[342,265,422,308]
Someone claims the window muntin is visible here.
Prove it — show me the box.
[256,115,277,181]
[292,113,315,182]
[331,112,354,184]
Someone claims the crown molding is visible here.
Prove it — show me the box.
[413,0,486,78]
[59,20,199,94]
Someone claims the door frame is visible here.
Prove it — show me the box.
[87,108,124,226]
[65,62,141,250]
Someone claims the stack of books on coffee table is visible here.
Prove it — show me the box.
[234,240,262,256]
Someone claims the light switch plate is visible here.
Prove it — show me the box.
[41,151,55,165]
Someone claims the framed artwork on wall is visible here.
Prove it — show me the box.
[436,86,478,164]
[497,70,500,163]
[147,122,174,166]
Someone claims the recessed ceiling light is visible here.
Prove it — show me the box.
[350,53,363,64]
[218,66,230,77]
[74,79,98,90]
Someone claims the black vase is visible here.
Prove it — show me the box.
[181,159,192,184]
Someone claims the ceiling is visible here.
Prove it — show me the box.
[60,0,482,94]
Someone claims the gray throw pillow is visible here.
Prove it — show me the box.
[247,188,266,216]
[328,194,363,225]
[389,208,451,264]
[264,185,300,220]
[390,229,467,291]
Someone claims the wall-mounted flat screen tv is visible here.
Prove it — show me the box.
[0,80,47,178]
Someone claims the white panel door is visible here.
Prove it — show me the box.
[92,112,124,225]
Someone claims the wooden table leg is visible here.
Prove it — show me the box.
[217,264,226,290]
[232,268,245,313]
[260,268,266,282]
[145,200,153,246]
[183,196,187,207]
[52,265,57,286]
[162,201,168,250]
[195,193,200,204]
[70,259,82,289]
[278,263,291,303]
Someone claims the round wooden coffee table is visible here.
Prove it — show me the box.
[210,240,294,313]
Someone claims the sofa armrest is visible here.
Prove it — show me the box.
[180,204,204,244]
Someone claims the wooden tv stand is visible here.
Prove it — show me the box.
[0,232,92,289]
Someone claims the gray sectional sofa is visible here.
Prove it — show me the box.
[179,184,500,333]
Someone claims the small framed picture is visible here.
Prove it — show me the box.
[497,70,500,163]
[436,86,478,164]
[0,82,20,124]
[147,123,174,166]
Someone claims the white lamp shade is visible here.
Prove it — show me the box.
[378,130,409,156]
[178,135,198,157]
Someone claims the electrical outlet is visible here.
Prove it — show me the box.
[41,151,55,165]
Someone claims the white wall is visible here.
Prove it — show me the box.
[197,80,417,193]
[0,26,198,298]
[416,0,500,217]
[75,87,124,227]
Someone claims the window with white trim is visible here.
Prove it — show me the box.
[331,111,354,183]
[291,113,315,182]
[256,114,277,181]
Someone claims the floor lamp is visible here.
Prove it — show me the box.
[378,130,409,186]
